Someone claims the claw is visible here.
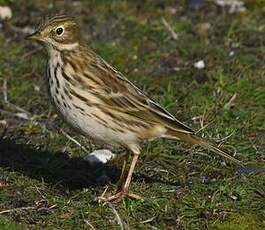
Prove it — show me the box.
[97,151,142,203]
[97,190,143,202]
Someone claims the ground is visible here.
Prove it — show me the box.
[0,0,264,229]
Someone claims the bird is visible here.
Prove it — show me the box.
[26,14,243,201]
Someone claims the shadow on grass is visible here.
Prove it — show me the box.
[0,138,120,190]
[0,138,181,191]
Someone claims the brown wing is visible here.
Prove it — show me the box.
[63,47,194,134]
[83,52,194,134]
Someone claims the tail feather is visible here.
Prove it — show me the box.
[198,138,244,166]
[166,130,244,166]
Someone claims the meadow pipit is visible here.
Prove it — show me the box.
[26,15,243,201]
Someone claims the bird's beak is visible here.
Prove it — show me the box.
[25,31,43,41]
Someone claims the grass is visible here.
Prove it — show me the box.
[0,0,264,229]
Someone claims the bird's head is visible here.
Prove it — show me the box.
[26,15,81,52]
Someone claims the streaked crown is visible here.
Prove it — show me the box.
[26,15,81,51]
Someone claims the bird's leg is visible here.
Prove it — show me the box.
[122,153,139,193]
[99,154,128,199]
[98,147,143,202]
[116,154,129,190]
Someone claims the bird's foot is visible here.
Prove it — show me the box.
[97,189,143,202]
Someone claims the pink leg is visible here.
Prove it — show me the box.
[98,146,143,202]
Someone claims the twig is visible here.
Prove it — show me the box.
[2,79,31,115]
[148,226,158,230]
[195,121,214,135]
[217,131,235,143]
[140,216,156,224]
[60,129,90,154]
[47,204,57,210]
[3,79,7,102]
[228,93,237,104]
[224,93,237,109]
[161,18,178,40]
[199,109,206,130]
[105,202,125,230]
[98,186,109,201]
[0,120,8,140]
[0,206,35,214]
[22,46,42,59]
[0,109,30,120]
[84,220,96,230]
[9,25,34,34]
[193,110,214,135]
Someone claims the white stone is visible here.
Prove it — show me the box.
[194,60,205,69]
[83,149,116,164]
[0,6,12,20]
[215,0,246,13]
[229,51,235,56]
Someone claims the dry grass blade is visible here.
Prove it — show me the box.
[161,17,178,40]
[84,220,96,230]
[60,129,90,154]
[0,206,35,214]
[2,79,31,115]
[105,202,125,230]
[224,93,238,109]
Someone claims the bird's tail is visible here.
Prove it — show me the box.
[166,130,244,166]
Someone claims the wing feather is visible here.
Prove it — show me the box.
[78,48,194,134]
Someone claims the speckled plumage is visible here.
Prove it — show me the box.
[27,15,243,201]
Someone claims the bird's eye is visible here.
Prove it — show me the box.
[55,27,64,35]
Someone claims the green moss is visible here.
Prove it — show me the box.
[0,216,21,230]
[213,213,263,230]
